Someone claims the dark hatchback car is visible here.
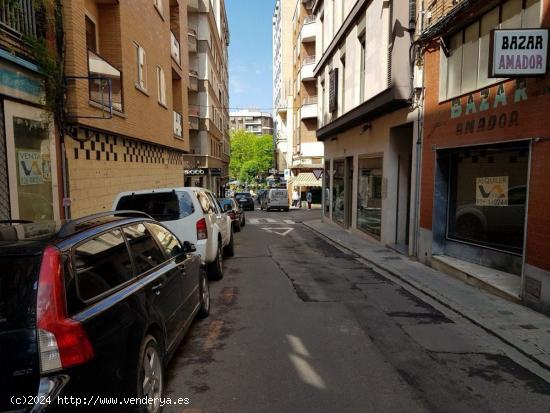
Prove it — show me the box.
[0,212,210,413]
[234,192,254,211]
[219,198,245,232]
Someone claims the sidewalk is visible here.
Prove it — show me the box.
[304,219,550,370]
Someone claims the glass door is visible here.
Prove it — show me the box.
[4,101,59,221]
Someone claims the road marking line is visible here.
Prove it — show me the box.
[181,410,201,413]
[261,227,294,237]
[203,320,223,351]
[289,354,326,390]
[284,219,296,224]
[287,334,311,357]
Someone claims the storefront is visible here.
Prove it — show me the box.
[418,0,550,312]
[0,57,59,221]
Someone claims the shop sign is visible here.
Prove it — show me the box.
[476,176,508,206]
[184,168,206,176]
[18,150,44,186]
[490,29,548,77]
[210,168,222,176]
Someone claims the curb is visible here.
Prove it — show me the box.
[302,220,550,373]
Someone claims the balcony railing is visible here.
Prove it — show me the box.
[0,0,38,38]
[170,31,181,65]
[304,14,315,25]
[188,28,197,53]
[189,107,199,130]
[173,111,183,138]
[302,55,316,66]
[302,95,318,105]
[88,50,123,112]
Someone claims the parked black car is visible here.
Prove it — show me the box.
[220,198,246,232]
[0,211,210,413]
[235,192,255,211]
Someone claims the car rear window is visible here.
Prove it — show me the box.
[73,229,134,302]
[270,190,287,200]
[116,192,194,221]
[0,255,41,332]
[235,193,251,199]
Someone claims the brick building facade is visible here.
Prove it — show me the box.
[418,0,550,312]
[63,0,190,217]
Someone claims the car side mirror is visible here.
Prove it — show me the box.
[182,241,197,253]
[223,204,231,212]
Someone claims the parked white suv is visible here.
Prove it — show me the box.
[113,187,233,280]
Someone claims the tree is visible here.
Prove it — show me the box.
[229,130,274,185]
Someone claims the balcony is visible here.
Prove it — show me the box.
[301,96,317,119]
[300,17,316,43]
[0,0,38,38]
[188,70,198,91]
[189,107,199,130]
[300,56,316,82]
[174,111,183,138]
[170,31,181,66]
[88,50,123,112]
[187,0,199,11]
[188,28,197,53]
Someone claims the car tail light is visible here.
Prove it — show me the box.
[37,246,94,373]
[228,211,236,220]
[196,218,208,240]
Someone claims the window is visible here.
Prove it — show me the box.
[85,16,97,52]
[148,223,183,258]
[440,0,541,100]
[156,66,166,105]
[357,157,383,238]
[332,159,345,224]
[135,44,147,90]
[74,229,134,301]
[197,191,213,213]
[359,35,366,103]
[447,144,529,254]
[123,224,166,274]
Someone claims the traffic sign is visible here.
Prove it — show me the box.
[312,169,323,180]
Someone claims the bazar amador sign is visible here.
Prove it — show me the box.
[450,80,529,136]
[490,29,549,77]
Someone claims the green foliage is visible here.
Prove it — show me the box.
[229,130,274,184]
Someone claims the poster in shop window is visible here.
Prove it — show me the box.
[476,176,509,207]
[18,150,44,186]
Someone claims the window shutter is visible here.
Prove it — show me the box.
[139,47,146,89]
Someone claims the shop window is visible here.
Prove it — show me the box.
[447,144,529,255]
[440,0,541,100]
[324,160,330,217]
[357,157,383,238]
[331,159,345,224]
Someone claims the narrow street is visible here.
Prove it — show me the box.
[165,208,550,413]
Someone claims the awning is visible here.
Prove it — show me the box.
[289,172,322,187]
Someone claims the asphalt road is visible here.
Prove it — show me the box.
[164,207,550,413]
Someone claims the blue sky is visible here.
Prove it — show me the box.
[227,0,274,111]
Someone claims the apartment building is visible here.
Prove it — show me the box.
[62,0,190,217]
[230,110,274,135]
[0,1,61,221]
[417,0,550,310]
[314,0,421,254]
[288,0,324,201]
[273,0,295,173]
[185,0,230,195]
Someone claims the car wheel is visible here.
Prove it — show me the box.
[223,231,235,258]
[197,269,210,319]
[137,335,163,413]
[241,216,246,227]
[207,243,224,281]
[234,220,241,233]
